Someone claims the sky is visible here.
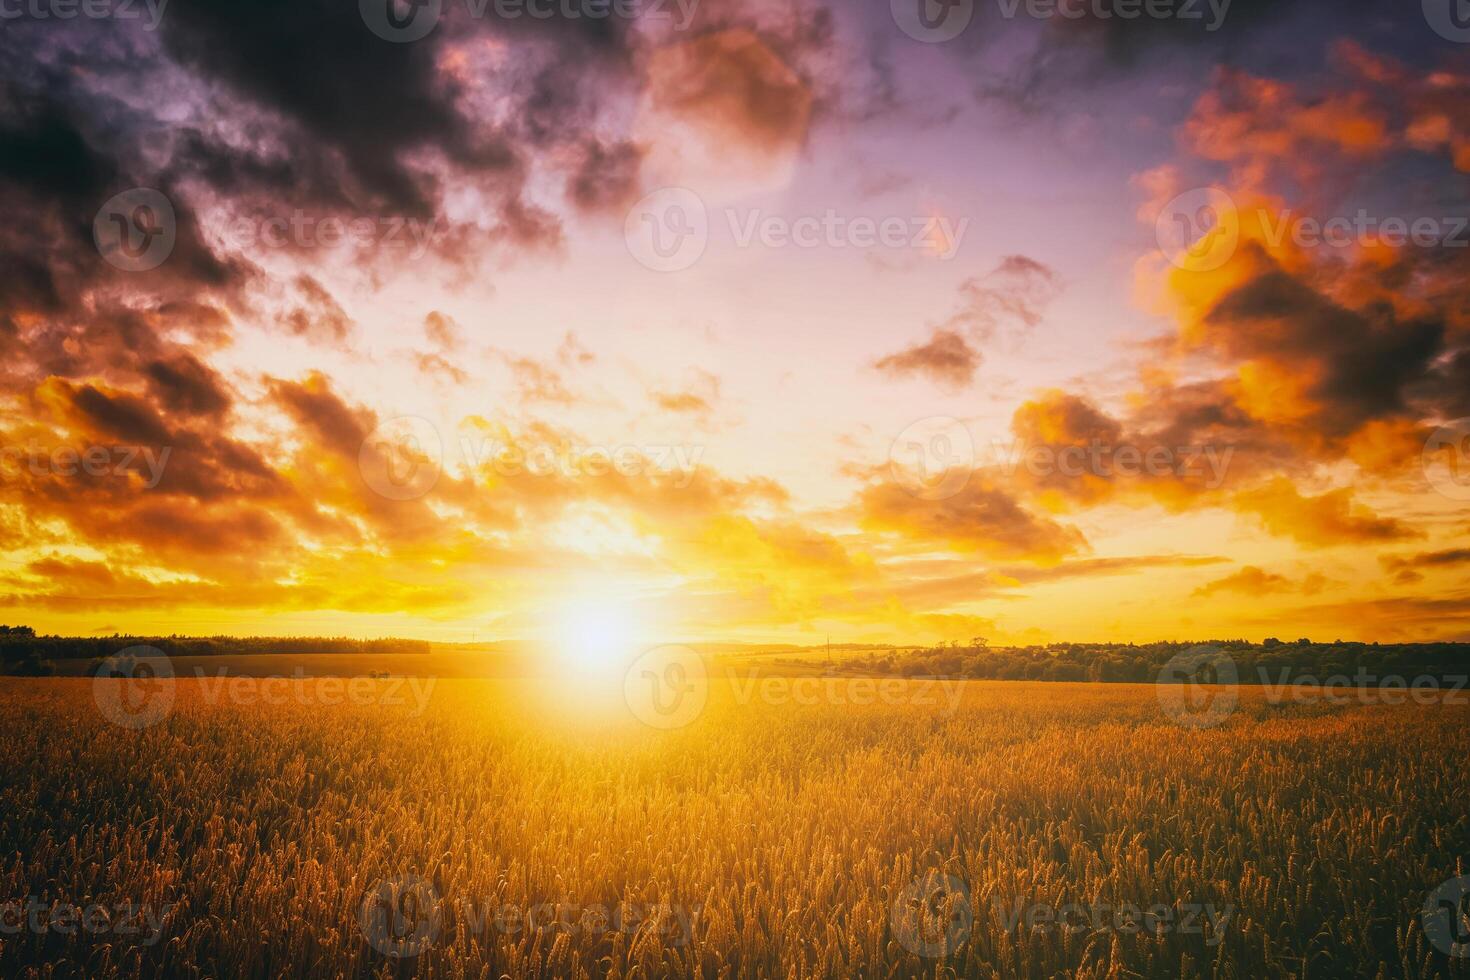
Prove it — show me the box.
[2,0,1469,645]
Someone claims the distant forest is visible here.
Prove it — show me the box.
[5,627,1470,685]
[0,627,430,675]
[839,638,1470,685]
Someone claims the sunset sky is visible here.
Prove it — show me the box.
[2,0,1469,644]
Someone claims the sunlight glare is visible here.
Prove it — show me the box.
[550,597,641,680]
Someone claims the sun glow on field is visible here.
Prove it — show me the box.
[549,597,643,680]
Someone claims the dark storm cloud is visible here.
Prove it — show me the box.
[1411,347,1470,421]
[0,1,642,466]
[0,97,117,207]
[955,0,1431,114]
[161,0,512,215]
[566,138,645,214]
[143,353,233,420]
[1205,265,1445,437]
[267,374,373,459]
[66,384,174,446]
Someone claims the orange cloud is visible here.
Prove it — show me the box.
[857,471,1086,564]
[1379,549,1470,586]
[643,29,811,165]
[1181,67,1388,188]
[651,369,721,419]
[872,330,980,391]
[1192,565,1325,598]
[1231,479,1419,548]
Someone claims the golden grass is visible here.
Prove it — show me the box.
[0,678,1467,978]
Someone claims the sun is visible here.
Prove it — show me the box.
[549,597,642,678]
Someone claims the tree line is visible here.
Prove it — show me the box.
[0,627,431,675]
[848,637,1470,685]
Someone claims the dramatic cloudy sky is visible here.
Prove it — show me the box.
[2,0,1469,643]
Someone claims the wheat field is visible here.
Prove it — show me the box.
[1,677,1467,978]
